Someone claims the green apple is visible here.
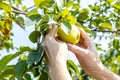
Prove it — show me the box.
[57,25,80,44]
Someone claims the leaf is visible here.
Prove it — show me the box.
[34,0,43,8]
[61,8,70,18]
[15,0,22,4]
[78,8,89,21]
[100,23,112,30]
[0,54,18,72]
[14,61,27,79]
[67,15,76,24]
[106,0,114,4]
[113,39,119,49]
[77,0,80,3]
[0,2,11,13]
[34,0,54,8]
[61,20,72,34]
[115,18,120,29]
[27,9,41,22]
[23,73,31,80]
[0,65,14,79]
[66,1,74,7]
[113,3,120,10]
[15,17,24,28]
[27,46,44,65]
[20,46,31,52]
[0,46,31,73]
[67,60,80,78]
[29,31,40,43]
[39,72,48,80]
[72,4,80,9]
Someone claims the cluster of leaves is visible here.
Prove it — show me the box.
[0,0,120,80]
[0,2,13,51]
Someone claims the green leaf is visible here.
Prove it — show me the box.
[34,0,54,8]
[113,39,119,49]
[61,20,72,34]
[29,31,40,43]
[78,8,89,21]
[15,0,22,4]
[9,76,15,80]
[72,4,80,9]
[23,73,31,80]
[27,46,44,65]
[14,61,27,79]
[115,19,120,29]
[39,16,49,32]
[106,0,114,4]
[66,1,74,7]
[0,2,11,13]
[0,46,31,73]
[0,65,14,79]
[20,46,31,52]
[39,72,48,80]
[77,0,80,3]
[113,3,120,10]
[15,17,24,28]
[34,0,43,8]
[0,54,18,72]
[67,60,80,78]
[27,9,41,22]
[100,23,112,30]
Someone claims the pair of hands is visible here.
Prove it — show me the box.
[42,24,120,80]
[42,24,103,78]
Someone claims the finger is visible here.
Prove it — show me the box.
[79,28,94,48]
[79,28,91,42]
[67,43,88,57]
[77,37,87,49]
[79,28,98,54]
[47,24,57,37]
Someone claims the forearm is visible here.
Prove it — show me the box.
[48,62,72,80]
[93,66,120,80]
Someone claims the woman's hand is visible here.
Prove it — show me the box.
[67,28,120,80]
[67,28,102,75]
[42,24,72,80]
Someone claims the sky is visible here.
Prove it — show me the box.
[0,0,99,65]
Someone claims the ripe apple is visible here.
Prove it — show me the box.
[57,25,80,44]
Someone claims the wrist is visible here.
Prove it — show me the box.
[48,61,72,80]
[92,65,120,80]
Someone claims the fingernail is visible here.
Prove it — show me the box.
[67,43,72,47]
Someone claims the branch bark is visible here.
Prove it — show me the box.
[92,29,120,34]
[12,10,27,15]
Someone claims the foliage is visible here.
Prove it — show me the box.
[0,0,120,80]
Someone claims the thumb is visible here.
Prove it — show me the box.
[67,43,88,56]
[47,24,57,37]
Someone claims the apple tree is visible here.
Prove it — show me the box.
[0,0,120,80]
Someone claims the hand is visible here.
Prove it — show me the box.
[42,24,72,80]
[42,24,68,67]
[67,28,120,80]
[67,28,104,76]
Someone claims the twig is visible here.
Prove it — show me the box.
[27,5,35,10]
[12,6,22,12]
[12,10,27,15]
[92,29,120,34]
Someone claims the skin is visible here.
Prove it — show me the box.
[42,24,120,80]
[42,24,72,80]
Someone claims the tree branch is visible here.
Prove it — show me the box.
[27,5,35,10]
[12,10,27,15]
[92,29,120,34]
[12,6,27,15]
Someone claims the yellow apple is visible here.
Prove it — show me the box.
[57,25,80,44]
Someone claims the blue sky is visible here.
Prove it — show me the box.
[0,0,99,65]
